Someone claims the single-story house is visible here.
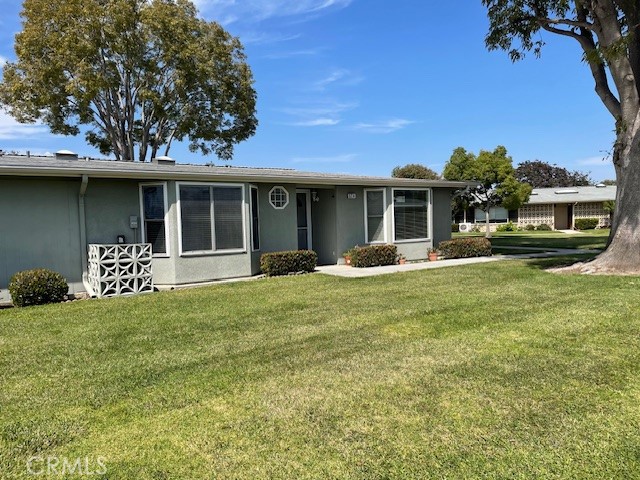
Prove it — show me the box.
[454,185,616,231]
[0,151,467,301]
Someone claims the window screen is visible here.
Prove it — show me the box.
[212,187,244,250]
[366,190,385,243]
[393,189,429,241]
[141,185,167,254]
[179,184,245,253]
[180,185,212,252]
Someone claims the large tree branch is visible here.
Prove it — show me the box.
[537,19,622,118]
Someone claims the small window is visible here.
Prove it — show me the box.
[269,186,289,209]
[250,187,260,251]
[141,184,168,255]
[365,189,386,243]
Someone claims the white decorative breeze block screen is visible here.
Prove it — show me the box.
[574,202,610,227]
[88,244,153,298]
[517,204,554,227]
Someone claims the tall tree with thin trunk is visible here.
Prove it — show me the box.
[0,0,257,162]
[483,0,640,273]
[443,146,532,238]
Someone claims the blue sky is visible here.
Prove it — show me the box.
[0,0,616,181]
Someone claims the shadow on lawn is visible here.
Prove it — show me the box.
[523,253,599,271]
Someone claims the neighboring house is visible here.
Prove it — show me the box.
[0,151,467,301]
[454,185,616,231]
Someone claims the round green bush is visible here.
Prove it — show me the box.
[536,223,552,231]
[8,268,69,307]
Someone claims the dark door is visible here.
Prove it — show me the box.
[297,191,311,250]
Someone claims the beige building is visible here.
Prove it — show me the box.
[456,185,616,231]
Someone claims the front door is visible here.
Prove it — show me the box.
[296,190,312,250]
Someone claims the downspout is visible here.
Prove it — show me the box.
[78,174,94,296]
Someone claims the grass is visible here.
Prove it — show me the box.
[456,229,610,251]
[2,258,640,478]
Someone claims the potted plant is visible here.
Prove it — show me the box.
[428,248,438,262]
[397,254,406,265]
[343,247,357,266]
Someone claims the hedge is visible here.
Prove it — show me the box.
[260,250,318,276]
[9,268,69,307]
[437,237,492,259]
[574,217,599,230]
[350,244,397,268]
[451,223,460,233]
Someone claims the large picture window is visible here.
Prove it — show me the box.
[393,189,429,241]
[140,184,168,255]
[179,184,245,254]
[365,189,386,243]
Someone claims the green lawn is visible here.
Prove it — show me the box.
[2,258,640,478]
[456,229,610,251]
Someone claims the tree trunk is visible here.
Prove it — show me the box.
[485,211,492,238]
[564,123,640,274]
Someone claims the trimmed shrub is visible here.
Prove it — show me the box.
[260,250,317,277]
[496,221,517,232]
[536,223,552,231]
[9,268,69,307]
[451,223,460,233]
[350,244,398,268]
[575,217,599,230]
[438,237,492,259]
[525,224,536,231]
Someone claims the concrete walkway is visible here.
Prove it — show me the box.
[316,248,599,278]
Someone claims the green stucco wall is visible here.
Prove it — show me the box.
[0,177,83,300]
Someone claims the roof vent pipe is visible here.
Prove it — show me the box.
[55,149,79,160]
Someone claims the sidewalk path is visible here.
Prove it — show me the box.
[316,248,599,278]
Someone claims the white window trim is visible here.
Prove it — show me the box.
[269,185,289,210]
[139,182,170,258]
[250,185,260,252]
[391,187,432,243]
[364,188,387,244]
[176,181,247,257]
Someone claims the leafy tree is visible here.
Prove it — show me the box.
[515,160,591,187]
[443,146,532,238]
[391,163,440,180]
[483,0,640,273]
[0,0,257,161]
[601,179,617,185]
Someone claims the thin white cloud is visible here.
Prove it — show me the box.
[291,153,358,164]
[281,101,357,127]
[0,55,7,67]
[264,48,321,59]
[0,111,49,139]
[197,0,354,23]
[291,118,340,126]
[241,31,301,45]
[313,68,363,90]
[352,118,415,134]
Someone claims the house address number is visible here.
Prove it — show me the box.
[347,192,357,199]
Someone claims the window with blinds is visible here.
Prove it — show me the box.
[365,189,386,243]
[141,184,167,255]
[393,189,429,241]
[179,184,244,253]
